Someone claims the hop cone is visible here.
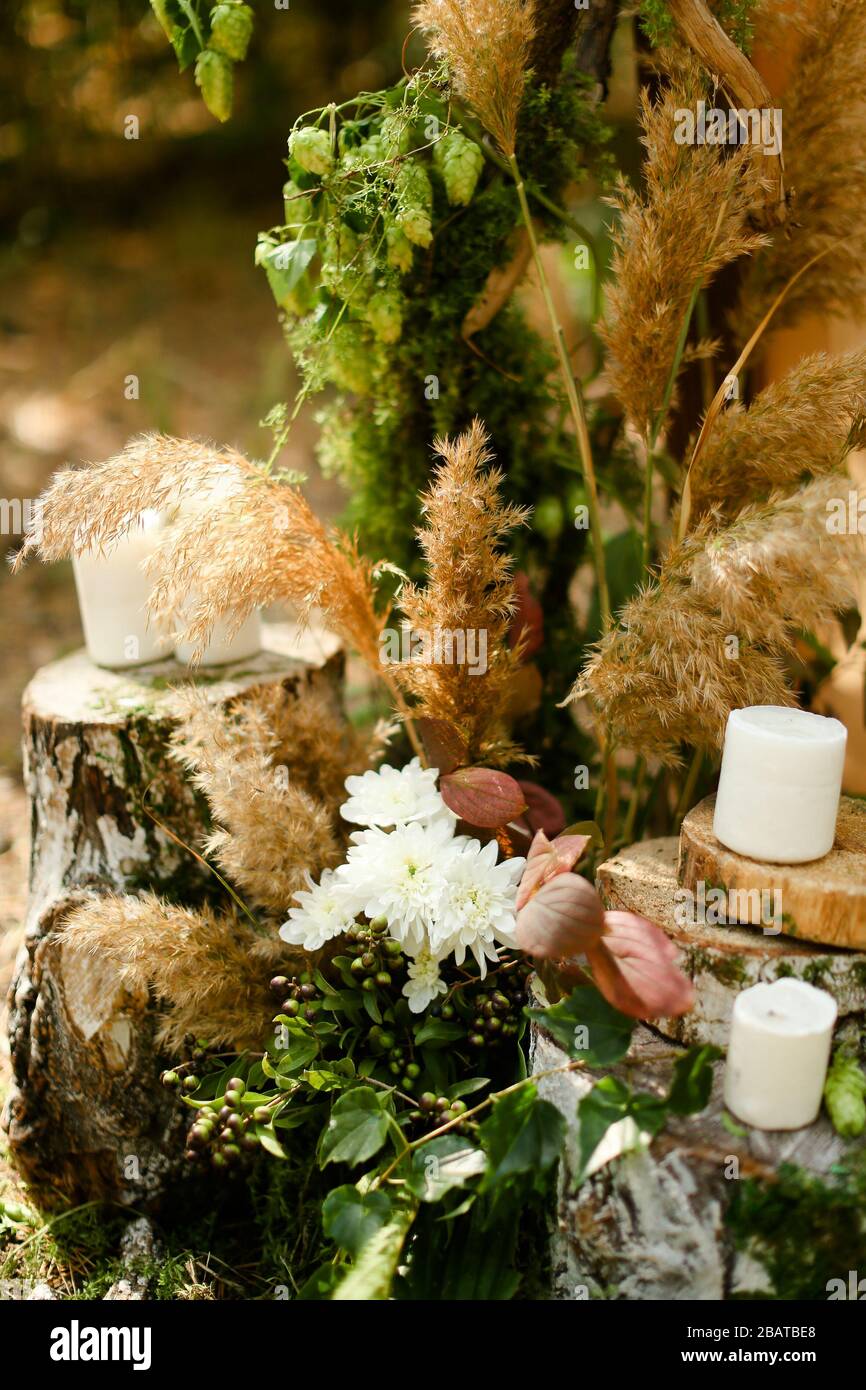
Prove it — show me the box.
[195,49,233,123]
[209,2,254,62]
[327,323,376,395]
[365,289,404,344]
[824,1050,866,1138]
[435,130,484,207]
[290,126,334,177]
[385,222,413,274]
[394,162,433,248]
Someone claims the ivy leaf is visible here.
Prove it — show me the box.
[413,1017,464,1048]
[254,1124,288,1159]
[319,1087,393,1168]
[666,1044,722,1115]
[479,1085,565,1192]
[272,1020,320,1073]
[331,1208,416,1301]
[577,1076,666,1177]
[406,1135,487,1202]
[322,1186,393,1257]
[439,766,527,828]
[302,1067,356,1093]
[528,986,634,1066]
[257,237,318,304]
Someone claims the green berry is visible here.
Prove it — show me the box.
[369,916,388,933]
[252,1106,271,1124]
[182,1075,199,1093]
[209,2,254,62]
[161,1070,180,1089]
[282,998,300,1016]
[374,970,392,988]
[419,1092,437,1112]
[400,1075,416,1092]
[290,125,334,176]
[405,1062,421,1079]
[434,130,484,206]
[195,49,233,124]
[270,975,289,994]
[468,1032,485,1049]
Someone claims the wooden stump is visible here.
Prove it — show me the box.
[530,991,866,1301]
[596,837,866,1047]
[679,794,866,949]
[3,624,342,1208]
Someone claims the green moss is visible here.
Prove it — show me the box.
[685,946,748,989]
[802,958,834,988]
[727,1155,866,1300]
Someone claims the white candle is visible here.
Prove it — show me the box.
[175,611,263,668]
[170,468,262,667]
[72,510,169,669]
[713,706,846,863]
[724,978,837,1130]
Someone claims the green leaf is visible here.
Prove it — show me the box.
[296,1263,341,1300]
[303,1067,355,1093]
[319,1087,393,1168]
[272,1019,320,1073]
[331,1207,416,1301]
[479,1086,565,1192]
[446,1076,490,1101]
[666,1044,722,1115]
[413,1018,465,1048]
[577,1076,666,1176]
[528,986,634,1065]
[259,237,318,302]
[322,1186,393,1257]
[406,1136,487,1202]
[254,1124,287,1159]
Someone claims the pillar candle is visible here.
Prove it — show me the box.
[724,978,837,1131]
[170,468,263,667]
[72,510,169,669]
[713,706,846,864]
[175,611,263,668]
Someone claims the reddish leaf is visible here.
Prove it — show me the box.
[586,912,695,1020]
[510,780,566,845]
[515,872,604,959]
[439,766,527,829]
[508,572,543,659]
[416,718,468,776]
[516,829,592,911]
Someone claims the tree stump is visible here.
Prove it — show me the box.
[679,794,866,949]
[596,837,866,1048]
[531,1011,866,1301]
[3,624,343,1209]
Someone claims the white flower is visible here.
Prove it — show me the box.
[279,869,359,952]
[340,757,455,829]
[403,949,448,1014]
[431,838,526,976]
[336,816,462,952]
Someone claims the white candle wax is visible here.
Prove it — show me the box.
[724,978,837,1131]
[72,511,169,669]
[175,611,263,668]
[713,706,846,863]
[170,468,262,667]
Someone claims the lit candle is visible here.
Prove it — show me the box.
[713,706,846,864]
[724,978,837,1131]
[72,510,169,669]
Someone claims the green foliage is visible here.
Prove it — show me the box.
[639,0,759,53]
[727,1156,866,1300]
[528,986,635,1065]
[824,1049,866,1139]
[150,0,255,121]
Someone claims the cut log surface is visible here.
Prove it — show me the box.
[597,836,866,1048]
[679,794,866,950]
[3,624,342,1208]
[530,993,865,1301]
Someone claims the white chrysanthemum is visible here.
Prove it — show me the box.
[430,838,526,976]
[403,949,448,1014]
[279,869,360,951]
[337,817,462,952]
[340,757,454,829]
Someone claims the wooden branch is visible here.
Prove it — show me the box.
[667,0,786,226]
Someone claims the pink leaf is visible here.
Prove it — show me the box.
[586,912,695,1020]
[439,766,527,829]
[516,829,592,910]
[515,872,604,959]
[510,780,566,846]
[508,572,543,659]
